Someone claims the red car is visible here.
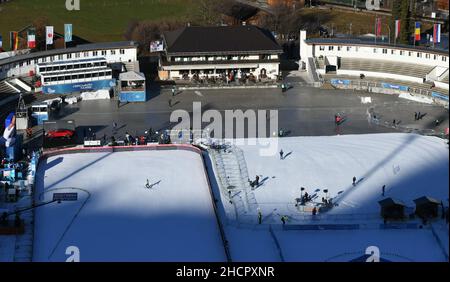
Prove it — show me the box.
[45,129,75,139]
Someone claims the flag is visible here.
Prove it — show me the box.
[0,35,3,49]
[433,24,441,43]
[10,31,19,51]
[64,24,72,43]
[394,20,401,39]
[46,26,54,45]
[415,22,421,41]
[27,28,36,49]
[376,17,382,37]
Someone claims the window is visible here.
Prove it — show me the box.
[58,76,64,81]
[101,50,107,56]
[400,50,404,55]
[319,46,325,51]
[425,54,430,59]
[391,50,395,55]
[111,50,116,55]
[408,51,412,56]
[382,49,387,54]
[443,57,447,62]
[67,53,72,59]
[346,46,351,51]
[328,46,334,51]
[92,72,99,78]
[74,64,80,69]
[355,47,359,52]
[337,46,341,51]
[86,73,92,78]
[417,53,422,58]
[373,48,377,53]
[67,65,73,70]
[80,64,87,68]
[58,55,63,60]
[434,55,437,60]
[75,53,81,58]
[44,77,51,83]
[64,75,71,80]
[84,52,89,57]
[93,51,98,56]
[71,74,78,80]
[120,49,125,54]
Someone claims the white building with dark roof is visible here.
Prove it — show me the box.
[299,30,449,99]
[159,25,283,81]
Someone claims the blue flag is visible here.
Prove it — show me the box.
[65,24,73,43]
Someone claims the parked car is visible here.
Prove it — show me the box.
[45,129,75,139]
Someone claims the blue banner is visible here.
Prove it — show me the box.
[381,83,409,92]
[431,92,449,101]
[119,90,147,102]
[64,24,73,43]
[330,79,350,86]
[0,34,3,48]
[42,79,116,94]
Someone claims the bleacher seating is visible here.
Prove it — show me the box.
[338,58,434,79]
[322,73,449,96]
[442,73,449,84]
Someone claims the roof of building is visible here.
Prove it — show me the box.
[413,196,441,206]
[378,197,406,207]
[119,71,146,81]
[0,41,138,67]
[163,25,283,56]
[305,37,449,56]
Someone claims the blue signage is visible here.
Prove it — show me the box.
[330,79,350,86]
[431,92,449,101]
[119,91,147,102]
[381,83,409,92]
[42,79,116,94]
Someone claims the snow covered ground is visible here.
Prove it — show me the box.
[210,133,449,261]
[239,133,448,219]
[33,150,226,262]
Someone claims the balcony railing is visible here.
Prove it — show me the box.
[161,58,280,66]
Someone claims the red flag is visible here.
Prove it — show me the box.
[395,20,400,39]
[376,18,382,37]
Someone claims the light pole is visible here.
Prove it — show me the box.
[300,187,305,199]
[324,189,328,201]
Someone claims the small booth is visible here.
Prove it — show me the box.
[31,103,50,125]
[378,198,406,220]
[119,71,147,102]
[414,196,440,219]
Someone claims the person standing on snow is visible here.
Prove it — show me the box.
[352,176,356,186]
[279,149,284,160]
[382,185,386,196]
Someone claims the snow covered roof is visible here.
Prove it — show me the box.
[119,71,145,81]
[413,196,441,206]
[378,198,406,207]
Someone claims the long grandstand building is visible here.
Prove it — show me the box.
[0,41,139,95]
[299,30,449,104]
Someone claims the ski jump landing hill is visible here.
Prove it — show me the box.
[32,144,230,262]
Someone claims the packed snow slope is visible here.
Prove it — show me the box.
[238,133,449,218]
[33,150,226,262]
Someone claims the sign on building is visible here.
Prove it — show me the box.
[53,193,78,202]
